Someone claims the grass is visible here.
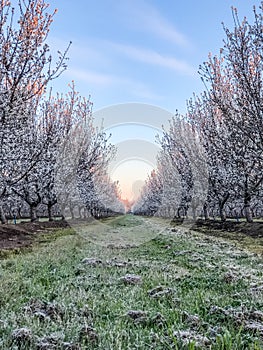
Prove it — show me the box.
[0,215,263,349]
[102,214,145,227]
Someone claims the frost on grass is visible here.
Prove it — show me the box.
[12,327,33,346]
[12,327,79,349]
[223,271,240,283]
[244,321,263,335]
[77,304,94,320]
[174,329,211,348]
[37,333,79,350]
[81,257,103,266]
[173,250,192,256]
[36,332,63,349]
[126,310,147,323]
[188,252,203,263]
[207,325,224,337]
[182,311,202,328]
[221,263,262,285]
[2,216,263,349]
[62,342,80,350]
[126,310,167,328]
[108,260,130,267]
[148,285,173,298]
[150,312,167,328]
[250,310,263,321]
[209,305,263,333]
[81,257,132,268]
[120,274,142,285]
[250,283,263,294]
[0,319,7,329]
[24,299,64,321]
[244,311,263,335]
[79,325,98,344]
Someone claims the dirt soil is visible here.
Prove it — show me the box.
[0,217,262,252]
[0,220,70,251]
[192,219,263,238]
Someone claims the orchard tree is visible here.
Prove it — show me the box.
[186,93,239,221]
[132,169,163,216]
[199,4,263,222]
[44,85,94,220]
[0,0,70,223]
[156,150,181,218]
[92,175,124,217]
[76,129,116,218]
[134,115,208,221]
[49,84,116,220]
[160,114,208,220]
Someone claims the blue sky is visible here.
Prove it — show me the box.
[48,0,261,114]
[46,0,261,199]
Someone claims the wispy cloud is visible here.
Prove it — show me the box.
[64,67,163,101]
[67,38,195,77]
[110,42,196,76]
[125,80,164,101]
[65,68,116,87]
[120,0,191,48]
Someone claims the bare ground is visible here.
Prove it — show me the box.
[0,220,70,250]
[0,217,262,252]
[192,219,263,238]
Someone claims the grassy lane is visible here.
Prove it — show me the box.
[0,215,263,349]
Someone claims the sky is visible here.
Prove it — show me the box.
[45,0,261,200]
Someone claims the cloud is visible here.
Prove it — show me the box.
[120,0,191,48]
[65,68,115,86]
[66,38,195,77]
[125,80,164,100]
[64,67,163,101]
[110,42,196,76]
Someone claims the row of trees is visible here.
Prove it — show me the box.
[133,4,263,222]
[0,0,124,223]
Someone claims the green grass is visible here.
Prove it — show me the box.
[102,214,144,227]
[0,215,263,349]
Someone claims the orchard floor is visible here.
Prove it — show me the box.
[0,220,70,253]
[0,215,263,349]
[0,216,262,252]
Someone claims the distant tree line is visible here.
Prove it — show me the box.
[0,0,124,223]
[133,4,263,223]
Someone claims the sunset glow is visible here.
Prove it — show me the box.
[111,159,153,201]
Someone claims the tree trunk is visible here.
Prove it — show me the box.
[30,206,38,222]
[48,202,53,222]
[203,202,209,220]
[70,204,75,219]
[177,207,181,218]
[61,205,66,221]
[17,206,22,218]
[244,192,253,223]
[184,205,189,218]
[192,205,197,221]
[219,193,229,222]
[0,205,7,224]
[219,206,226,222]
